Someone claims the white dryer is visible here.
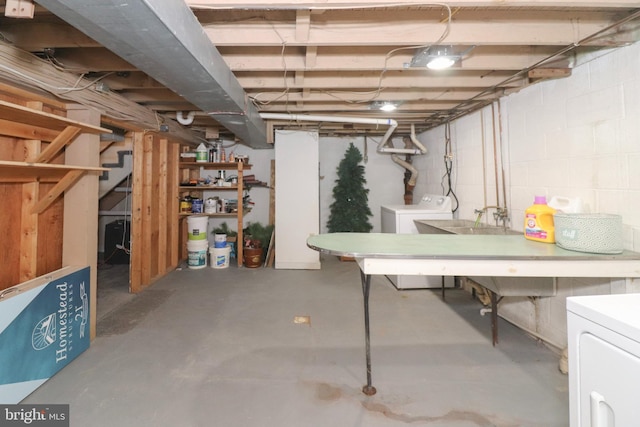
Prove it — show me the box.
[567,293,640,426]
[381,194,453,289]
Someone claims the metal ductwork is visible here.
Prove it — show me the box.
[35,0,269,148]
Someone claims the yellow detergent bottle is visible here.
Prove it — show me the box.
[524,196,556,243]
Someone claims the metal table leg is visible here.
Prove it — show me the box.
[359,269,377,396]
[490,290,498,346]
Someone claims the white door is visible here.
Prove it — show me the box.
[274,130,320,269]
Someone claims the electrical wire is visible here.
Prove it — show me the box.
[0,44,159,124]
[248,3,453,107]
[441,121,458,213]
[367,3,452,103]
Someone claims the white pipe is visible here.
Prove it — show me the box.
[409,124,428,154]
[176,111,196,125]
[259,113,404,153]
[260,112,394,127]
[377,124,426,154]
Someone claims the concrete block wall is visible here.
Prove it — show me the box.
[413,41,640,349]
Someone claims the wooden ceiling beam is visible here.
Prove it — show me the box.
[296,10,311,42]
[0,20,100,50]
[528,68,572,81]
[256,101,467,112]
[48,45,569,73]
[47,48,136,72]
[234,72,525,88]
[201,15,630,47]
[217,47,568,71]
[247,89,497,102]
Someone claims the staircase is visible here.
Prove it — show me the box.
[98,141,133,257]
[99,147,133,199]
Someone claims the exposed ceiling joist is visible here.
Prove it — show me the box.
[34,0,269,148]
[0,0,637,140]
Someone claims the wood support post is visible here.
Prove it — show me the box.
[62,106,100,340]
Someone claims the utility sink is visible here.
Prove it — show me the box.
[413,218,556,347]
[414,219,520,235]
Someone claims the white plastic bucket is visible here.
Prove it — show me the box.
[213,233,227,248]
[210,245,231,269]
[186,215,208,240]
[187,240,208,269]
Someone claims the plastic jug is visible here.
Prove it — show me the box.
[548,196,584,214]
[524,196,556,243]
[195,143,208,162]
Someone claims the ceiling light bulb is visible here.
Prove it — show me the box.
[427,56,455,70]
[380,103,397,112]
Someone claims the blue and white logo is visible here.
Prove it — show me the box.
[32,314,57,351]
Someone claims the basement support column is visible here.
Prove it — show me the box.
[62,105,100,340]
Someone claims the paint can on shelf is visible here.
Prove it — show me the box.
[204,198,218,214]
[213,233,227,248]
[187,239,208,269]
[180,197,192,213]
[186,215,208,240]
[191,198,203,214]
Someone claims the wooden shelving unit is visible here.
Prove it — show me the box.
[0,160,107,182]
[179,161,251,266]
[0,100,110,214]
[0,96,113,340]
[0,99,108,134]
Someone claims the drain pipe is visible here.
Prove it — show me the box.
[389,124,425,186]
[260,113,421,155]
[261,113,427,204]
[176,111,196,125]
[408,123,427,154]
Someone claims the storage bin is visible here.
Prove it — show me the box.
[553,213,623,254]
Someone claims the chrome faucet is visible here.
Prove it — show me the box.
[474,205,509,227]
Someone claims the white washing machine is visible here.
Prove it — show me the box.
[381,193,453,289]
[567,293,640,426]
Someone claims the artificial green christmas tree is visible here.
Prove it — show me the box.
[327,143,373,233]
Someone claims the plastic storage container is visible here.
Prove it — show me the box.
[524,196,556,243]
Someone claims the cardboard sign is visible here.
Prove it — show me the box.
[0,266,90,403]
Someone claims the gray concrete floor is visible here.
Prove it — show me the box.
[25,256,569,426]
